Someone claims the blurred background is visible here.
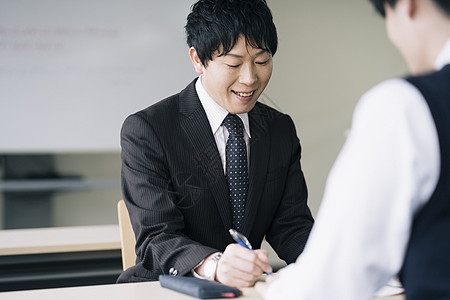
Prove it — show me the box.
[0,0,407,229]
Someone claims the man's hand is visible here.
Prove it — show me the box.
[215,243,272,287]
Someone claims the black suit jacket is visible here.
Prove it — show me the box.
[117,78,313,283]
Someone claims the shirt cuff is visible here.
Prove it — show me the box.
[191,259,206,279]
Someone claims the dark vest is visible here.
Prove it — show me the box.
[400,64,450,300]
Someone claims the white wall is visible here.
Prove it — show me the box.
[0,0,195,153]
[266,0,407,215]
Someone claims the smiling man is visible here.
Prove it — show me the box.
[117,0,313,287]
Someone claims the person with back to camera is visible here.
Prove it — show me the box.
[117,0,314,287]
[256,0,450,299]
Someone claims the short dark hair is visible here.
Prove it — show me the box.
[185,0,278,66]
[368,0,397,17]
[369,0,450,17]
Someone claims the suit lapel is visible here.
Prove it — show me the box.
[240,103,270,237]
[178,79,233,231]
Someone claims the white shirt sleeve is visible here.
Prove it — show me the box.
[265,78,440,300]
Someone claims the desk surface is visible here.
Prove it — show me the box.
[0,281,405,300]
[0,224,120,255]
[0,226,405,300]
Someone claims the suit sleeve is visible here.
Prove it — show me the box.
[120,113,217,278]
[265,115,314,264]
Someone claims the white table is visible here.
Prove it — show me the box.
[0,281,405,300]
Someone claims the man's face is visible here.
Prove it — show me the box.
[192,35,273,114]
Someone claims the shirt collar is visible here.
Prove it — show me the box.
[434,38,450,70]
[195,76,251,137]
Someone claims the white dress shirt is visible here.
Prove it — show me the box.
[266,38,450,300]
[195,76,251,174]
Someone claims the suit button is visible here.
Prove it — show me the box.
[169,267,178,276]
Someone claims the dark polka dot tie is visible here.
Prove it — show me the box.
[222,113,248,230]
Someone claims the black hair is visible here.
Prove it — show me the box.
[369,0,397,17]
[185,0,278,66]
[369,0,450,18]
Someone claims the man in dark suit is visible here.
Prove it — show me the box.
[117,0,313,287]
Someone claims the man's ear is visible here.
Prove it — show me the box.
[189,47,204,75]
[406,0,417,18]
[393,0,416,19]
[394,0,418,20]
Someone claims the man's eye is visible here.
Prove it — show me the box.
[226,64,240,68]
[256,60,269,65]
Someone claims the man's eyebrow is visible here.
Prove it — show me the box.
[224,49,269,58]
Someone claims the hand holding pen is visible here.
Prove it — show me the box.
[229,229,273,275]
[214,229,273,287]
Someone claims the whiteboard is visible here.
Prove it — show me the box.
[0,0,197,152]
